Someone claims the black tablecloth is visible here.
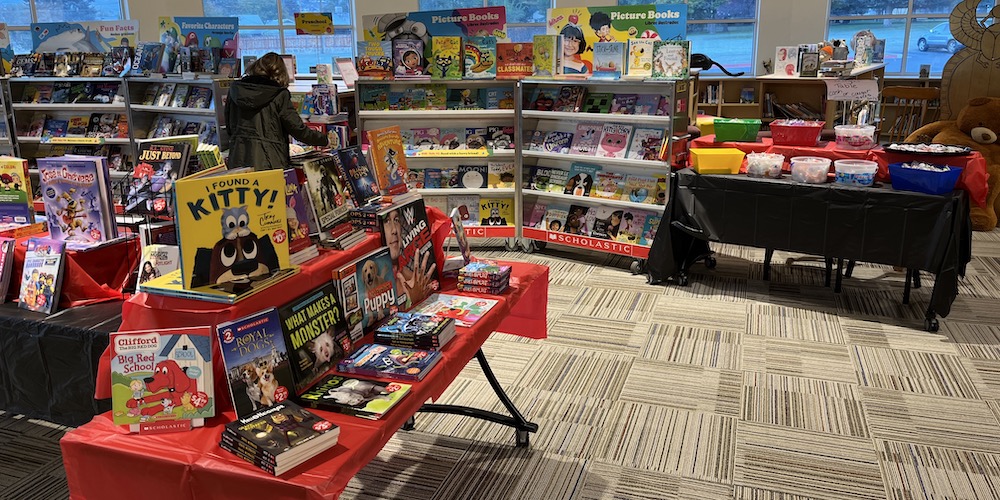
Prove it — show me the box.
[647,169,971,318]
[0,301,122,426]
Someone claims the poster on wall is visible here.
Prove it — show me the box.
[0,24,12,74]
[294,12,334,35]
[158,17,239,57]
[362,7,507,43]
[546,5,686,74]
[31,21,138,53]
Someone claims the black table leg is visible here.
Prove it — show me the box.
[845,260,856,279]
[834,258,844,293]
[763,248,774,281]
[903,269,913,305]
[912,270,922,289]
[824,258,833,287]
[412,349,538,448]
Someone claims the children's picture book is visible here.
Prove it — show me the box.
[593,42,625,79]
[588,206,619,240]
[623,174,659,204]
[430,36,462,80]
[610,94,638,114]
[36,157,114,249]
[528,87,557,111]
[527,130,547,151]
[410,127,440,150]
[564,162,600,197]
[487,161,515,188]
[479,197,513,226]
[356,40,393,80]
[542,131,574,154]
[26,113,46,137]
[18,238,65,314]
[42,119,68,138]
[449,195,480,228]
[216,308,297,418]
[635,94,662,115]
[337,344,442,382]
[532,34,559,76]
[458,165,488,189]
[464,36,497,79]
[525,166,550,191]
[294,152,350,230]
[66,116,89,137]
[581,92,614,114]
[126,142,191,217]
[523,201,547,228]
[465,127,488,149]
[331,247,398,341]
[392,39,426,79]
[569,122,603,156]
[185,86,213,109]
[278,284,352,394]
[422,169,442,189]
[652,40,691,80]
[138,244,180,285]
[297,373,411,419]
[641,213,662,246]
[0,157,33,224]
[0,238,14,303]
[335,146,381,207]
[627,38,655,78]
[564,204,591,236]
[283,168,318,256]
[50,82,71,103]
[497,42,533,80]
[416,293,499,327]
[417,83,447,109]
[447,87,483,109]
[553,85,587,113]
[616,209,647,244]
[110,326,215,432]
[593,171,626,200]
[539,202,566,232]
[378,198,439,310]
[483,88,515,110]
[627,128,665,161]
[173,169,290,290]
[366,125,409,196]
[774,46,799,76]
[596,123,634,158]
[486,125,515,149]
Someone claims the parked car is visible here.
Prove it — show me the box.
[917,22,963,53]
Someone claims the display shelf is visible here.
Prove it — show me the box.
[17,136,131,145]
[451,225,516,238]
[126,76,219,85]
[129,104,216,116]
[522,150,665,169]
[416,188,516,195]
[11,103,127,112]
[522,226,651,259]
[303,113,350,124]
[359,109,514,119]
[522,110,672,126]
[11,77,123,83]
[523,190,666,211]
[404,149,515,159]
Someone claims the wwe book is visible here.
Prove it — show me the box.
[416,294,499,328]
[126,142,191,217]
[36,157,115,250]
[138,244,180,285]
[569,123,602,156]
[597,123,634,159]
[496,42,533,80]
[356,41,392,80]
[332,246,398,342]
[464,36,497,79]
[173,169,290,290]
[297,374,411,420]
[217,308,297,418]
[366,126,409,196]
[430,36,462,80]
[337,344,442,382]
[627,38,654,78]
[278,283,352,394]
[294,152,352,231]
[18,238,66,314]
[334,146,381,207]
[110,326,215,433]
[0,157,33,224]
[378,198,440,310]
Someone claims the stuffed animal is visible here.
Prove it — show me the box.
[908,97,1000,230]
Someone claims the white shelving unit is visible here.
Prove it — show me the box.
[123,76,221,146]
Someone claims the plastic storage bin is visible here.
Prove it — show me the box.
[690,148,746,174]
[770,120,826,146]
[745,152,785,178]
[790,156,831,183]
[714,118,762,142]
[834,125,877,150]
[888,162,963,195]
[834,159,878,186]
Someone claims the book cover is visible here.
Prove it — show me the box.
[458,165,487,189]
[446,87,483,109]
[523,201,547,228]
[17,237,65,314]
[221,400,339,475]
[366,125,409,196]
[132,42,165,76]
[651,40,690,80]
[485,126,513,150]
[430,36,462,80]
[544,204,569,233]
[50,82,71,103]
[564,163,600,197]
[549,167,568,193]
[622,174,658,204]
[337,344,441,382]
[627,128,665,161]
[416,83,447,109]
[564,204,591,236]
[464,36,497,79]
[126,142,191,217]
[87,83,120,104]
[66,116,89,137]
[479,197,513,226]
[297,373,411,419]
[596,123,634,158]
[569,122,603,156]
[26,113,46,137]
[422,195,448,214]
[627,38,655,78]
[310,84,335,116]
[42,119,68,138]
[36,157,112,248]
[774,46,799,76]
[138,244,180,285]
[593,171,625,200]
[496,42,533,79]
[422,169,442,189]
[465,127,488,149]
[335,146,381,206]
[110,326,215,430]
[487,161,515,188]
[141,84,161,105]
[410,127,440,150]
[104,46,133,77]
[616,209,647,244]
[33,84,53,103]
[641,213,662,246]
[155,83,176,107]
[283,168,317,255]
[532,34,559,76]
[449,195,480,229]
[635,94,661,115]
[542,131,574,154]
[374,312,456,348]
[173,169,290,290]
[278,283,352,394]
[553,85,587,112]
[0,238,14,303]
[171,84,190,108]
[527,130,546,151]
[332,246,398,340]
[88,113,119,138]
[593,41,625,79]
[185,87,213,109]
[581,92,614,114]
[216,308,297,417]
[378,198,439,309]
[610,94,638,114]
[483,87,515,110]
[528,87,557,111]
[356,41,393,80]
[0,157,33,224]
[20,84,39,103]
[392,39,426,79]
[416,294,498,327]
[525,166,550,191]
[294,152,351,230]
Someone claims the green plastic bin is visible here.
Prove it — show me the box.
[713,118,762,142]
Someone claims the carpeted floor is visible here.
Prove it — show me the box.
[5,230,1000,499]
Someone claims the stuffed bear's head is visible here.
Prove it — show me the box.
[957,97,1000,145]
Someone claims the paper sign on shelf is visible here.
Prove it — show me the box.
[294,13,334,35]
[825,79,879,102]
[41,137,104,145]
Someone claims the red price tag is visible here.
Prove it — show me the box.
[273,386,289,402]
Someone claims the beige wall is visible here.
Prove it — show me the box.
[126,0,204,44]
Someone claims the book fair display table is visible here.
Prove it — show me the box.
[61,260,549,500]
[646,168,971,332]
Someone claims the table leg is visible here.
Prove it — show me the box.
[912,270,922,289]
[834,258,844,293]
[824,258,833,287]
[845,260,856,279]
[763,248,774,281]
[414,349,539,448]
[903,269,913,305]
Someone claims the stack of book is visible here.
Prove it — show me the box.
[337,344,442,382]
[374,312,456,350]
[458,262,511,295]
[219,401,340,476]
[297,374,412,420]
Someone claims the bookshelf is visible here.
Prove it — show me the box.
[123,76,220,147]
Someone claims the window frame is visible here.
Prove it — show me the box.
[4,0,129,54]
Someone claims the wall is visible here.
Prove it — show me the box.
[127,0,204,43]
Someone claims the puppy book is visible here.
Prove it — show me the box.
[173,169,290,291]
[217,307,296,418]
[296,374,411,420]
[110,326,215,433]
[277,283,352,394]
[332,246,398,342]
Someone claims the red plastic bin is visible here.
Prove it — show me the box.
[770,120,826,146]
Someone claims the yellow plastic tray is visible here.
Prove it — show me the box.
[690,148,746,175]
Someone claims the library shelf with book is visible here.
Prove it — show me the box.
[124,76,221,146]
[518,79,673,268]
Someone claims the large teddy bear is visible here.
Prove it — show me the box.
[909,97,1000,231]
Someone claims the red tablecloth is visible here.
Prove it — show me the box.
[690,134,774,154]
[62,260,549,500]
[9,234,139,309]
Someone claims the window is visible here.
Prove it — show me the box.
[619,0,758,75]
[828,0,991,75]
[417,0,550,42]
[0,0,128,54]
[203,0,354,73]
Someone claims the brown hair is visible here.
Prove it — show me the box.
[246,52,289,87]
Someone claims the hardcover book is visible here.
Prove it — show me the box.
[410,127,440,150]
[627,38,655,78]
[581,92,614,114]
[465,127,488,149]
[564,163,600,197]
[641,214,662,246]
[651,40,691,80]
[0,157,33,224]
[593,172,626,200]
[593,42,625,79]
[297,374,411,419]
[569,122,603,156]
[616,209,647,244]
[185,87,213,109]
[464,36,497,79]
[336,146,381,207]
[331,246,398,341]
[448,195,480,227]
[622,174,659,204]
[337,344,442,382]
[416,293,498,327]
[564,204,591,236]
[283,168,319,256]
[377,198,439,310]
[528,87,557,111]
[17,238,65,314]
[367,126,410,196]
[627,128,665,161]
[544,204,569,233]
[217,308,297,417]
[479,197,513,226]
[487,161,515,188]
[486,126,515,149]
[110,326,215,432]
[496,42,533,80]
[483,88,515,110]
[532,34,559,76]
[375,312,456,346]
[523,201,547,228]
[356,41,393,80]
[126,142,191,217]
[392,39,426,79]
[596,123,634,158]
[458,165,488,189]
[430,36,462,80]
[553,85,587,112]
[541,131,574,154]
[36,157,114,249]
[294,152,352,230]
[138,244,180,285]
[635,94,662,115]
[278,284,352,394]
[610,94,638,114]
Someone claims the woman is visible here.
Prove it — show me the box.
[560,24,592,75]
[225,52,328,171]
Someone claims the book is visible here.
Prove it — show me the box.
[88,83,121,104]
[374,312,456,350]
[103,46,133,77]
[483,88,515,110]
[641,214,662,246]
[42,119,68,138]
[416,293,499,327]
[220,401,339,476]
[50,82,71,103]
[0,157,33,224]
[448,195,480,227]
[458,165,488,189]
[26,113,46,137]
[109,326,215,432]
[651,40,691,80]
[528,87,557,111]
[297,373,411,419]
[217,308,297,417]
[465,127,488,149]
[542,131,574,154]
[418,83,447,109]
[622,174,659,204]
[564,204,591,236]
[392,39,426,79]
[564,163,600,197]
[18,238,66,314]
[133,41,165,76]
[422,169,442,189]
[410,127,439,150]
[447,87,483,109]
[525,166,550,191]
[627,38,655,78]
[334,146,381,207]
[337,344,442,382]
[569,122,603,156]
[294,153,351,231]
[596,123,634,158]
[581,92,614,114]
[464,36,497,79]
[497,42,533,79]
[479,197,513,226]
[88,113,119,138]
[0,238,14,303]
[377,198,439,310]
[331,246,398,341]
[523,201,547,228]
[627,128,665,161]
[593,41,625,79]
[173,169,290,290]
[140,268,300,304]
[185,87,213,109]
[138,244,180,285]
[593,172,626,200]
[126,142,191,217]
[309,84,335,116]
[356,41,393,80]
[553,85,587,112]
[774,46,799,76]
[635,94,662,115]
[170,84,190,108]
[36,157,115,249]
[366,126,410,196]
[277,284,352,394]
[430,36,462,80]
[155,83,176,107]
[544,204,569,233]
[487,161,515,188]
[141,84,161,105]
[610,94,638,114]
[532,34,559,76]
[486,126,515,149]
[283,168,319,257]
[548,166,568,193]
[616,209,648,244]
[66,116,89,137]
[588,206,619,240]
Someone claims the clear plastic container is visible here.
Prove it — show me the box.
[790,156,831,183]
[745,152,785,178]
[834,159,878,186]
[834,125,877,151]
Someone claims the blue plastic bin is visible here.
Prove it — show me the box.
[888,162,962,195]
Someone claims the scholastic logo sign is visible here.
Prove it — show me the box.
[548,233,634,255]
[466,227,487,237]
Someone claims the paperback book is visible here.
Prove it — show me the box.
[297,373,411,419]
[283,168,319,257]
[610,94,638,114]
[337,344,442,382]
[331,246,398,341]
[220,400,339,476]
[430,36,462,80]
[334,146,381,207]
[627,128,665,161]
[416,293,499,327]
[626,38,655,78]
[464,36,497,79]
[593,42,625,79]
[377,198,439,310]
[356,41,393,80]
[553,85,587,112]
[293,152,352,231]
[532,34,560,76]
[564,163,600,197]
[542,131,574,154]
[596,123,634,158]
[217,308,297,418]
[18,237,66,314]
[366,125,409,196]
[392,39,426,79]
[651,40,691,80]
[373,312,457,350]
[126,142,191,217]
[0,157,33,224]
[568,122,603,156]
[138,244,180,285]
[496,42,533,79]
[277,283,352,394]
[36,157,116,249]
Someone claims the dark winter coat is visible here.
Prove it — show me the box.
[225,75,328,171]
